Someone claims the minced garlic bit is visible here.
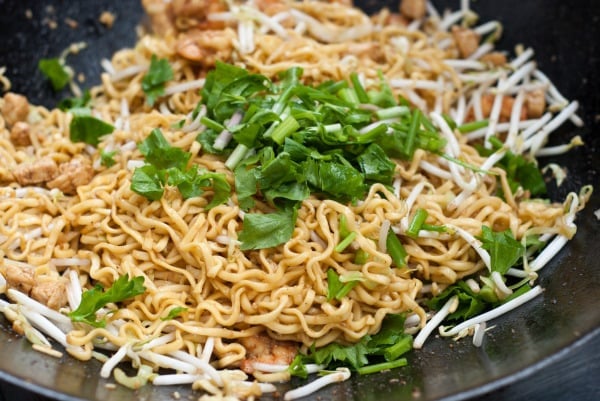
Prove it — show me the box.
[99,11,116,28]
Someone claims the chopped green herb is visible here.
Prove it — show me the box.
[294,314,412,374]
[160,306,188,321]
[327,268,359,301]
[131,128,230,205]
[69,107,114,146]
[238,206,297,250]
[478,226,524,275]
[38,58,71,91]
[142,55,174,106]
[100,149,117,167]
[58,90,91,111]
[68,275,146,327]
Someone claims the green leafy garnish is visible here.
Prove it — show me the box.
[289,314,412,376]
[130,128,231,206]
[69,107,114,146]
[68,275,146,327]
[478,226,524,274]
[142,55,174,106]
[238,206,297,250]
[479,136,547,197]
[160,306,188,321]
[386,229,407,268]
[100,150,117,167]
[58,90,91,111]
[197,62,447,249]
[38,58,71,91]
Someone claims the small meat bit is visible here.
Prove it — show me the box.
[31,280,69,310]
[1,92,29,128]
[4,264,69,310]
[399,0,427,20]
[451,26,481,58]
[4,263,35,294]
[176,29,235,67]
[480,51,507,67]
[525,88,546,118]
[479,93,528,122]
[13,157,59,186]
[9,121,32,147]
[47,157,94,195]
[239,334,297,374]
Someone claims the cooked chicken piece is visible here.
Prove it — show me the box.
[480,51,507,67]
[13,157,59,186]
[1,92,29,128]
[399,0,426,20]
[31,280,68,310]
[480,93,528,122]
[176,29,236,67]
[9,121,32,147]
[239,334,297,374]
[4,263,35,294]
[47,157,94,195]
[3,263,68,310]
[525,88,546,118]
[451,26,481,58]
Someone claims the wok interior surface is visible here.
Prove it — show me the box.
[0,0,598,400]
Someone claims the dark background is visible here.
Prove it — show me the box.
[0,0,599,400]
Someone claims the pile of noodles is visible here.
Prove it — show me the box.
[0,0,591,398]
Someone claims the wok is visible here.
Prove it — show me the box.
[0,0,598,400]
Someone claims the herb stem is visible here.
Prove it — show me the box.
[457,119,489,133]
[356,358,408,375]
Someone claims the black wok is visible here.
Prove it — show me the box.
[0,0,598,400]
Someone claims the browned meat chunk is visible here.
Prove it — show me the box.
[480,51,507,66]
[176,30,235,67]
[13,158,59,186]
[9,121,32,147]
[239,334,297,374]
[452,26,481,58]
[1,92,29,128]
[399,0,426,20]
[480,94,528,122]
[47,157,94,195]
[525,88,546,118]
[31,280,68,310]
[5,263,35,294]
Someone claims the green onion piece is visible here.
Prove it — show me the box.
[356,357,408,375]
[354,249,369,264]
[224,143,250,170]
[335,281,358,300]
[350,72,370,104]
[406,208,428,238]
[337,87,359,105]
[335,231,357,253]
[339,215,351,238]
[376,105,410,120]
[404,108,421,159]
[271,115,300,145]
[200,116,226,132]
[421,223,447,233]
[457,119,489,133]
[386,228,407,268]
